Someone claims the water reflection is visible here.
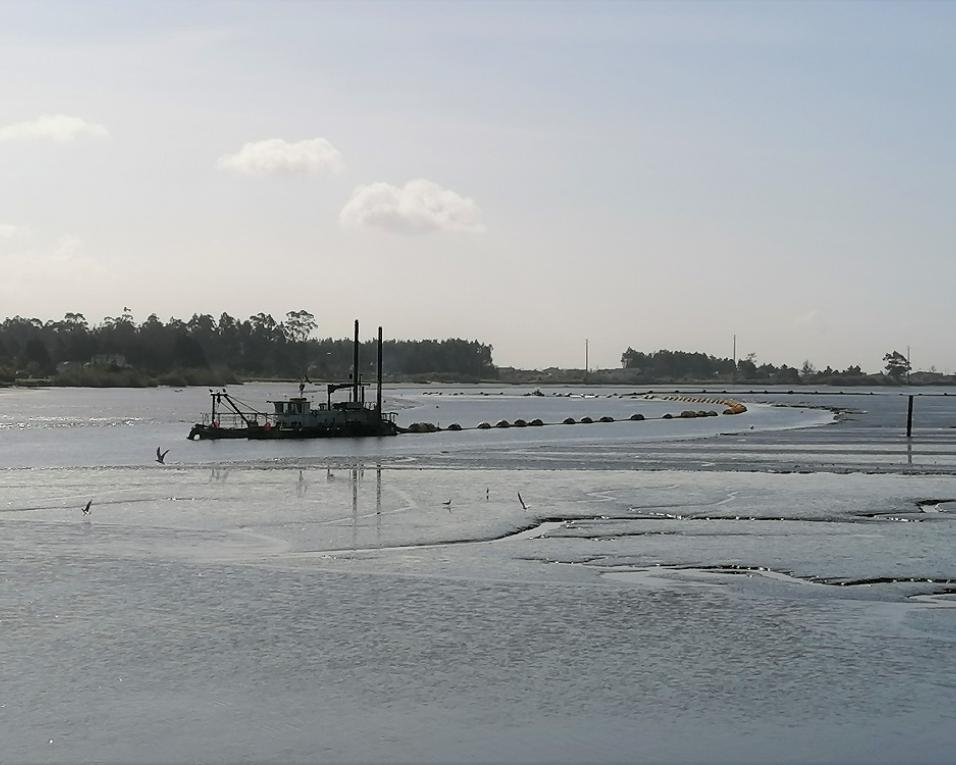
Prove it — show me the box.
[327,461,384,550]
[208,466,230,483]
[376,463,382,547]
[351,465,358,550]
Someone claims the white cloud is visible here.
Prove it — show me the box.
[52,235,84,259]
[0,114,110,143]
[217,137,344,176]
[339,179,484,234]
[0,223,30,241]
[0,234,105,278]
[0,233,116,309]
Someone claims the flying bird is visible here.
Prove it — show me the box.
[155,447,169,464]
[442,500,453,511]
[82,499,92,515]
[517,492,529,511]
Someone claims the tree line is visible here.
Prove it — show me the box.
[0,310,938,387]
[618,347,932,385]
[0,310,496,385]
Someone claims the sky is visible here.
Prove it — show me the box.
[0,1,953,372]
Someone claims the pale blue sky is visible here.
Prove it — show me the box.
[0,1,953,370]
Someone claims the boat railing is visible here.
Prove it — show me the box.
[200,411,270,428]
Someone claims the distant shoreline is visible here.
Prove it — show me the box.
[3,377,955,391]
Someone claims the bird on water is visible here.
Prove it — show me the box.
[82,499,92,515]
[155,447,169,464]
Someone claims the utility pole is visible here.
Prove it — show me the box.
[584,338,590,383]
[732,333,737,382]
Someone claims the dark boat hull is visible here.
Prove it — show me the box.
[188,422,399,440]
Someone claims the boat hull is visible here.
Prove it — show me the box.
[188,421,399,440]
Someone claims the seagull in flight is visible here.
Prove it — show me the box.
[155,447,169,464]
[442,499,453,511]
[517,492,529,511]
[82,499,92,515]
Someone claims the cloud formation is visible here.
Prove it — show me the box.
[217,137,344,176]
[339,179,484,234]
[0,234,109,301]
[0,224,29,241]
[0,115,109,143]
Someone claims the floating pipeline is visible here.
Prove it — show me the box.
[646,393,748,416]
[400,398,745,434]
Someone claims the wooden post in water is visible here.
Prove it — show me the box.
[906,394,914,438]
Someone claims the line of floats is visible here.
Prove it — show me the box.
[403,394,747,434]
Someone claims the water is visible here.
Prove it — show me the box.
[2,384,956,763]
[0,384,831,468]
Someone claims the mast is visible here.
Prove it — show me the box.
[377,325,383,415]
[352,319,360,404]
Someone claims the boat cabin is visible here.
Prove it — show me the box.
[272,397,316,415]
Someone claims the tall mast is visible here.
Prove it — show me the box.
[377,325,383,415]
[353,319,360,404]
